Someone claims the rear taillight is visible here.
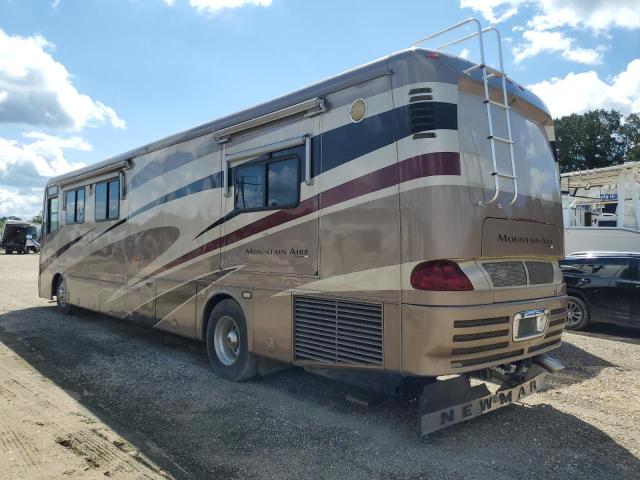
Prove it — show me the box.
[410,260,474,291]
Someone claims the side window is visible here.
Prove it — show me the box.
[65,190,75,224]
[95,179,120,221]
[567,258,626,277]
[47,197,59,234]
[234,151,299,213]
[267,158,298,208]
[77,188,85,223]
[618,260,639,281]
[235,163,265,210]
[64,187,86,224]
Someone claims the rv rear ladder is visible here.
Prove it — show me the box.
[411,18,518,208]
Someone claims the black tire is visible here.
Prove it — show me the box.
[55,277,73,315]
[566,295,589,330]
[5,249,12,255]
[206,299,257,382]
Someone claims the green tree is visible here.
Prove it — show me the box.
[31,213,43,224]
[621,113,640,163]
[554,109,626,173]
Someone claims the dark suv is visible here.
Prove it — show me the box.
[560,252,640,330]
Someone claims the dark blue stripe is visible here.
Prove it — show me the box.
[128,172,222,220]
[103,100,458,238]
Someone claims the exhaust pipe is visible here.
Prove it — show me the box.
[533,354,565,373]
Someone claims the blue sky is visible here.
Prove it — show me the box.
[0,0,639,217]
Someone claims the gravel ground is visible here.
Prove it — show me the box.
[0,253,639,480]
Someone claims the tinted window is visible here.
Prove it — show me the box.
[65,187,85,224]
[65,190,76,224]
[563,258,628,277]
[233,150,300,213]
[108,179,119,219]
[235,163,265,210]
[77,188,85,223]
[95,182,107,221]
[267,158,298,207]
[47,197,58,233]
[95,179,120,221]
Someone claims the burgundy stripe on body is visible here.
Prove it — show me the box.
[140,152,460,281]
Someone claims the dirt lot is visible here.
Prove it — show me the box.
[0,253,639,480]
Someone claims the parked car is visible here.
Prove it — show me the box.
[561,252,640,330]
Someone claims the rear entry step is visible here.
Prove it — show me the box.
[533,354,565,373]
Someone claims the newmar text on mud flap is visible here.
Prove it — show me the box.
[39,17,567,435]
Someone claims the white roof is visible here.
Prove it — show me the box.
[561,161,640,189]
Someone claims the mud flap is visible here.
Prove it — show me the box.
[420,373,545,435]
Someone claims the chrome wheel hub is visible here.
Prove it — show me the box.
[566,300,583,327]
[57,283,67,308]
[214,316,241,366]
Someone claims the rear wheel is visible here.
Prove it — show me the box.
[566,295,589,330]
[55,277,73,315]
[5,249,12,255]
[206,299,257,382]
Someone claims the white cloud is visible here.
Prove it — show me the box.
[0,131,88,217]
[0,132,88,190]
[459,0,526,24]
[529,0,640,32]
[460,0,639,64]
[458,48,470,59]
[461,0,640,31]
[528,59,640,118]
[165,0,272,14]
[0,186,43,219]
[513,30,605,64]
[0,28,125,131]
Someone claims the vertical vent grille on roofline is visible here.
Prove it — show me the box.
[482,261,554,287]
[293,296,383,366]
[409,87,436,140]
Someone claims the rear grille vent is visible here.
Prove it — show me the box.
[482,261,555,287]
[293,296,383,366]
[409,88,436,140]
[454,316,509,328]
[484,261,527,287]
[526,262,554,284]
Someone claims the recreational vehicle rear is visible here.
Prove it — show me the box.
[39,19,566,434]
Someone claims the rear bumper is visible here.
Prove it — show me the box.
[401,295,567,376]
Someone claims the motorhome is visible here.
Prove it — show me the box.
[39,19,566,434]
[1,220,40,254]
[562,162,640,254]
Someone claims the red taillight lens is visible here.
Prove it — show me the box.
[410,260,474,291]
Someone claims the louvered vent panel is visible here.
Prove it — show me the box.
[294,296,383,366]
[483,261,527,287]
[409,88,436,139]
[525,261,554,284]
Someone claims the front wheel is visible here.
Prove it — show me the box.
[566,295,589,330]
[55,277,73,315]
[206,299,257,382]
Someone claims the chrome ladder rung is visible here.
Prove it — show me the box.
[492,172,518,179]
[463,63,484,75]
[487,135,514,144]
[484,99,509,110]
